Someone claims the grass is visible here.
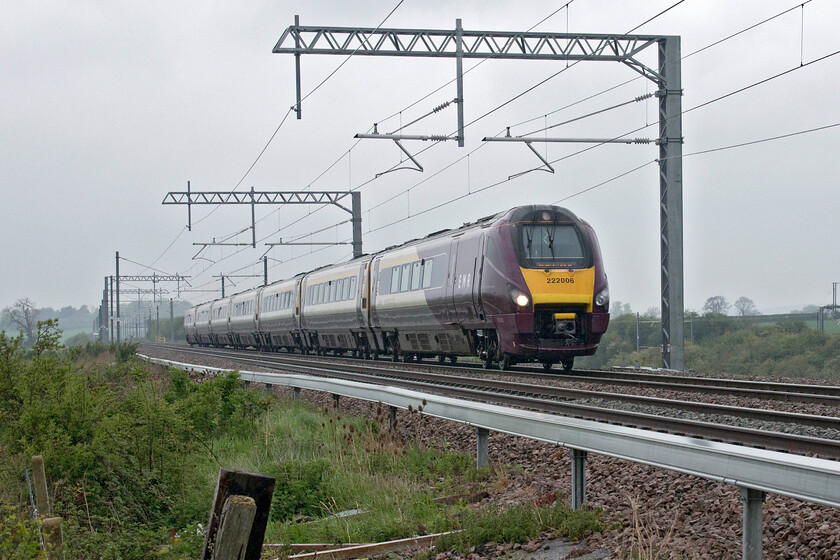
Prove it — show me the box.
[193,396,604,552]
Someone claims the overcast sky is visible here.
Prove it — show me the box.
[2,0,839,317]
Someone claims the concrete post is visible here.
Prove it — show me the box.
[32,455,50,517]
[571,448,587,511]
[740,487,765,560]
[42,517,64,560]
[476,427,489,469]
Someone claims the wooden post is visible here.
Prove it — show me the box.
[42,517,64,560]
[201,469,276,560]
[32,455,51,517]
[212,496,257,560]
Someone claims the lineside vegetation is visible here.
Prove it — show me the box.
[580,316,840,379]
[0,322,603,558]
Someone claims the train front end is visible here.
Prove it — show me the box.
[488,206,609,370]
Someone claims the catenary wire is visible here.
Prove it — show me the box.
[187,2,584,284]
[177,1,821,296]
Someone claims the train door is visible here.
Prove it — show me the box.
[446,237,460,324]
[452,234,479,324]
[360,261,370,327]
[472,233,486,321]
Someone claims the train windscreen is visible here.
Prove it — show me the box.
[519,223,587,268]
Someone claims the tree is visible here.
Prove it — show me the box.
[702,295,730,316]
[1,298,39,347]
[733,296,759,316]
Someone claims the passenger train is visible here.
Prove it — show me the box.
[184,205,610,371]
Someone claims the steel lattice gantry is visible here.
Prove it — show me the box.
[274,20,685,370]
[162,187,363,259]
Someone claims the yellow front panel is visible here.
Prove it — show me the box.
[520,267,595,312]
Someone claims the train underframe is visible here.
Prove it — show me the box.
[189,308,605,372]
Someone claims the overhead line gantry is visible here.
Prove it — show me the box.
[273,18,685,371]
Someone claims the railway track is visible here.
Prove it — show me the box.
[139,343,840,459]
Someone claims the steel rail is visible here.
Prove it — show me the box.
[139,345,840,458]
[152,345,840,431]
[144,343,840,397]
[565,368,840,397]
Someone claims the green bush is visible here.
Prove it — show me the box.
[268,459,332,522]
[0,329,269,558]
[0,505,43,560]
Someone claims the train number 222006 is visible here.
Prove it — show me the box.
[546,277,574,284]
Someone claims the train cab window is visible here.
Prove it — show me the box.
[422,259,434,289]
[520,223,587,268]
[390,267,401,294]
[411,262,422,291]
[400,263,412,292]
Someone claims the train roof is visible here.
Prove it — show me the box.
[188,205,578,309]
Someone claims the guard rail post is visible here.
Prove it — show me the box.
[741,487,765,560]
[571,448,587,511]
[388,405,397,430]
[476,428,489,469]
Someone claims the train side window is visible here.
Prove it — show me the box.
[390,267,400,294]
[400,263,412,292]
[422,259,433,289]
[350,276,357,298]
[319,283,326,304]
[411,261,422,291]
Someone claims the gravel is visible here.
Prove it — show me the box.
[138,345,840,559]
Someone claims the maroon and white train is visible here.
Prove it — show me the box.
[185,205,610,371]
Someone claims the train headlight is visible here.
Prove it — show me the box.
[509,288,530,308]
[595,288,610,308]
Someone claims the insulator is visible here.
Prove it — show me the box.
[633,138,652,144]
[635,92,655,102]
[429,135,449,142]
[432,101,451,113]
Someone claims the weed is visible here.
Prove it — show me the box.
[625,494,678,560]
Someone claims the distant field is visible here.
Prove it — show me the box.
[60,328,93,341]
[754,319,840,334]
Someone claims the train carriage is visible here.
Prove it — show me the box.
[479,206,610,370]
[299,258,374,356]
[184,307,197,345]
[257,275,303,351]
[229,290,260,348]
[208,298,232,347]
[370,237,468,360]
[193,302,213,345]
